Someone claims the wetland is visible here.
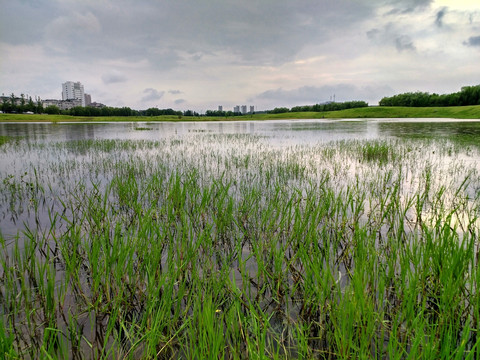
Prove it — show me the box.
[1,119,480,358]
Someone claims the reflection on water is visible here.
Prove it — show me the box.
[1,119,480,145]
[377,119,480,140]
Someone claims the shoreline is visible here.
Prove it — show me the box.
[1,105,480,122]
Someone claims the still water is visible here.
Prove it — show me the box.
[2,118,480,144]
[1,118,479,239]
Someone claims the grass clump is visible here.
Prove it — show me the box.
[0,136,15,146]
[361,141,394,164]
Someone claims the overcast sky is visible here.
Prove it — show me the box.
[1,0,480,111]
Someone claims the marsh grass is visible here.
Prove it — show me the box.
[0,132,479,359]
[0,136,18,147]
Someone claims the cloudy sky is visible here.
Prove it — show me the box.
[1,0,480,111]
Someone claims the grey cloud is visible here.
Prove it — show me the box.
[250,84,394,107]
[395,36,416,52]
[169,90,183,95]
[44,11,102,50]
[5,0,376,67]
[386,0,433,13]
[367,25,416,52]
[102,71,127,84]
[141,88,165,102]
[0,1,56,44]
[435,7,447,28]
[367,29,380,40]
[174,99,186,105]
[464,36,480,47]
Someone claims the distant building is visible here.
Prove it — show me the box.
[241,105,247,115]
[0,95,26,106]
[62,81,85,107]
[84,93,92,107]
[43,98,82,110]
[234,105,240,114]
[218,105,223,112]
[90,102,106,109]
[250,106,255,114]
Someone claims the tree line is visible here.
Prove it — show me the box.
[379,85,480,107]
[1,93,43,114]
[62,106,200,117]
[269,101,369,114]
[0,95,203,118]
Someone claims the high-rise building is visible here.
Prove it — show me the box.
[62,81,85,107]
[218,105,223,112]
[234,105,240,114]
[84,93,92,107]
[250,106,255,114]
[241,105,247,115]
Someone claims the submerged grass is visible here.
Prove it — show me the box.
[0,132,479,359]
[0,136,16,146]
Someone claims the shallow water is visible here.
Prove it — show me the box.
[1,119,480,238]
[1,119,480,358]
[2,118,480,144]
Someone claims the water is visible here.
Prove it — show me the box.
[1,119,480,358]
[2,118,480,144]
[1,119,480,234]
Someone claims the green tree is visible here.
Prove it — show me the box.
[25,97,36,113]
[44,105,60,115]
[1,96,9,113]
[269,107,289,114]
[19,94,26,113]
[36,99,43,114]
[9,93,16,112]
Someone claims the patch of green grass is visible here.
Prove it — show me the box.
[2,105,480,123]
[361,142,393,164]
[0,136,15,146]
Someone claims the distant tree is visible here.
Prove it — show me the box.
[19,94,26,113]
[44,105,60,115]
[289,101,368,113]
[1,96,10,113]
[24,97,36,113]
[269,107,290,114]
[9,93,16,112]
[379,85,480,107]
[36,98,43,114]
[205,110,226,117]
[145,107,161,116]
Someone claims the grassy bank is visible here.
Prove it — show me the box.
[1,105,480,122]
[252,105,480,120]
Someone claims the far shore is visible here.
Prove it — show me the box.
[1,105,480,122]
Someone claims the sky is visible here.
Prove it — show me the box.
[1,0,480,112]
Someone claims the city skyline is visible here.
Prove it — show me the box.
[1,1,480,112]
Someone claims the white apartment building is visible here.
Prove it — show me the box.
[62,81,85,107]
